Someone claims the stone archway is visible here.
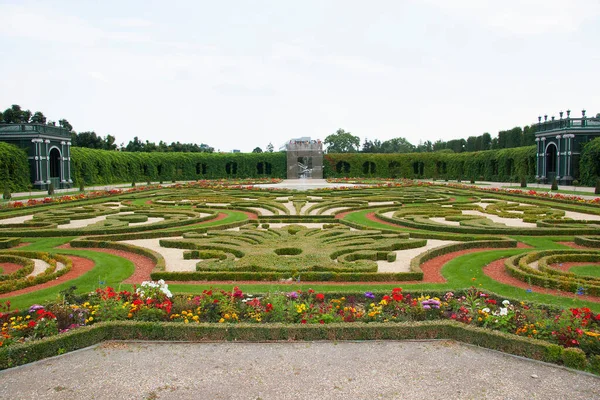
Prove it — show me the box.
[49,147,61,180]
[545,142,557,181]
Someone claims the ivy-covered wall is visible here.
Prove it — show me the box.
[580,138,600,186]
[70,148,287,185]
[0,142,30,191]
[323,146,537,182]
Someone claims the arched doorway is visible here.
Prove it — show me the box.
[545,142,557,181]
[49,147,61,180]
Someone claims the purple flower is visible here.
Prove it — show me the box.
[287,291,298,300]
[28,304,44,313]
[423,305,431,310]
[365,292,375,299]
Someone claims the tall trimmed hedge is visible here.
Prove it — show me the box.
[70,148,287,185]
[323,146,537,182]
[580,138,600,186]
[0,142,30,191]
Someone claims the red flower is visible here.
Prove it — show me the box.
[485,299,497,305]
[301,319,307,324]
[315,293,325,302]
[382,295,391,302]
[28,320,36,328]
[308,289,315,294]
[392,293,403,302]
[392,288,402,294]
[266,303,273,312]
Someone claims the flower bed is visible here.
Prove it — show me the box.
[1,282,599,372]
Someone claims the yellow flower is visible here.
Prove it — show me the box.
[219,318,225,323]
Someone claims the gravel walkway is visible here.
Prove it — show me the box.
[0,341,598,399]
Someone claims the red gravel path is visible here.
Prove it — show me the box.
[0,263,23,274]
[0,255,95,299]
[549,262,600,272]
[558,242,590,250]
[364,212,415,229]
[483,258,600,303]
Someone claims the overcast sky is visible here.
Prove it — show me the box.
[1,0,599,152]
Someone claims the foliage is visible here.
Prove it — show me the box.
[323,146,537,181]
[70,147,286,185]
[325,129,360,153]
[0,142,30,191]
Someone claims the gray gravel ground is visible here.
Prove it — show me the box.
[1,340,599,400]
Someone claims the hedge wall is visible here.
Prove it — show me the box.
[0,142,30,191]
[70,148,287,185]
[580,138,600,186]
[323,146,537,182]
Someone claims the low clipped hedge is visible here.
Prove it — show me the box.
[0,252,72,294]
[151,270,424,282]
[0,320,587,372]
[0,254,34,281]
[0,237,20,249]
[505,250,600,296]
[575,236,600,248]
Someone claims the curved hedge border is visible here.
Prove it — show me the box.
[0,252,72,294]
[575,236,600,248]
[505,250,600,296]
[69,239,165,273]
[0,255,34,281]
[2,320,593,373]
[410,239,518,276]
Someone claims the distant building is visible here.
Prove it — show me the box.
[231,149,241,153]
[285,137,323,179]
[0,123,72,189]
[534,109,600,185]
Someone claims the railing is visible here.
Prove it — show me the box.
[285,141,323,151]
[0,123,71,137]
[536,117,600,133]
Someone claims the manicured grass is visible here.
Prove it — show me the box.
[440,249,600,313]
[2,250,135,310]
[570,265,600,277]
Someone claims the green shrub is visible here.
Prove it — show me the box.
[48,182,55,195]
[520,176,527,188]
[589,354,600,375]
[561,347,587,370]
[596,178,600,195]
[3,183,11,200]
[551,178,558,191]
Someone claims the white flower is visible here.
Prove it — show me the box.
[502,300,510,306]
[499,308,508,316]
[482,308,491,313]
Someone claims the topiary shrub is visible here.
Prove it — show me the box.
[79,180,85,192]
[3,183,11,200]
[520,176,527,188]
[551,178,558,191]
[274,247,303,256]
[48,182,55,196]
[596,178,600,195]
[561,347,587,370]
[131,180,136,187]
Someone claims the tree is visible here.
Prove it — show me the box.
[481,132,492,150]
[59,119,73,132]
[324,129,360,153]
[466,136,477,152]
[379,137,415,153]
[30,111,47,124]
[22,110,32,123]
[252,147,263,153]
[266,143,274,153]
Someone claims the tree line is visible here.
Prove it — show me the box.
[325,125,538,154]
[1,104,214,153]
